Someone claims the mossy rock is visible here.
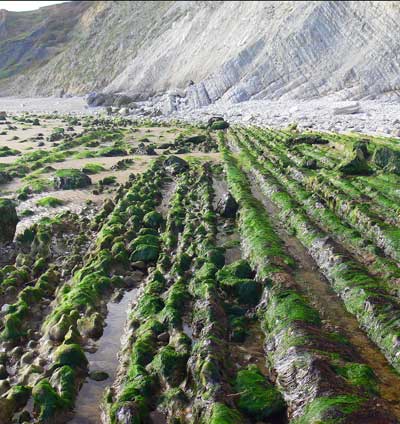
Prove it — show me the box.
[54,169,91,190]
[130,244,160,263]
[221,278,262,306]
[373,146,400,174]
[235,365,285,419]
[217,259,253,280]
[53,343,88,370]
[205,403,242,424]
[0,198,18,243]
[338,156,372,176]
[151,345,188,386]
[143,211,163,229]
[210,121,230,130]
[292,395,365,424]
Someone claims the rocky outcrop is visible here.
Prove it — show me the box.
[3,2,400,104]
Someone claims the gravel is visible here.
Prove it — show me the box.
[1,95,400,138]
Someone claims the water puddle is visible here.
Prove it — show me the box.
[249,177,400,416]
[69,288,139,424]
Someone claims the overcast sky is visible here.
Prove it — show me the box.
[0,1,68,11]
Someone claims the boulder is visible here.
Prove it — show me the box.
[332,101,361,115]
[207,116,224,126]
[164,156,189,175]
[217,192,238,218]
[54,169,92,190]
[210,120,230,130]
[0,199,18,243]
[131,143,156,155]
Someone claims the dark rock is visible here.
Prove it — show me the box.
[131,142,157,155]
[54,169,92,190]
[207,116,224,126]
[217,192,238,218]
[302,159,318,169]
[373,146,400,174]
[0,199,18,243]
[157,332,170,343]
[164,155,189,175]
[0,171,12,185]
[89,370,109,381]
[338,156,372,175]
[0,364,8,379]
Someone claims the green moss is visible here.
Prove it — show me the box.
[235,365,285,419]
[332,363,378,395]
[130,244,160,263]
[81,163,105,174]
[32,379,61,420]
[221,278,262,306]
[143,211,163,229]
[292,395,365,424]
[264,290,321,332]
[36,196,64,208]
[151,345,189,386]
[53,343,88,370]
[206,403,242,424]
[211,121,230,131]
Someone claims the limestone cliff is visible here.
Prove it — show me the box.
[1,1,400,105]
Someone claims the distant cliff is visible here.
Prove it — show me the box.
[2,1,400,106]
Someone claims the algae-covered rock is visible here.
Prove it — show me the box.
[0,198,18,243]
[205,403,242,424]
[143,211,163,229]
[32,379,61,421]
[373,146,400,174]
[54,169,92,190]
[338,156,371,175]
[89,370,109,381]
[53,343,88,370]
[210,120,230,130]
[130,244,160,263]
[217,259,254,280]
[77,312,104,339]
[151,345,188,386]
[235,365,285,419]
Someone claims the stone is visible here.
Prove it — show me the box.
[164,155,189,175]
[0,199,18,243]
[54,169,92,190]
[332,102,361,115]
[157,332,170,343]
[131,142,157,155]
[0,364,8,379]
[217,192,238,218]
[89,370,109,381]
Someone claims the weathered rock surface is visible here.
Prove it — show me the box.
[0,198,18,243]
[3,2,400,106]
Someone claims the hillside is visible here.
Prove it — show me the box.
[1,1,400,107]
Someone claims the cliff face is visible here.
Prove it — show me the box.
[1,1,400,105]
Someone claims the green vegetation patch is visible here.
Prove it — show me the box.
[36,196,64,208]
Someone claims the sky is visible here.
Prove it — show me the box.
[0,1,68,11]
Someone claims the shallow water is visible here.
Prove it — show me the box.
[69,288,139,424]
